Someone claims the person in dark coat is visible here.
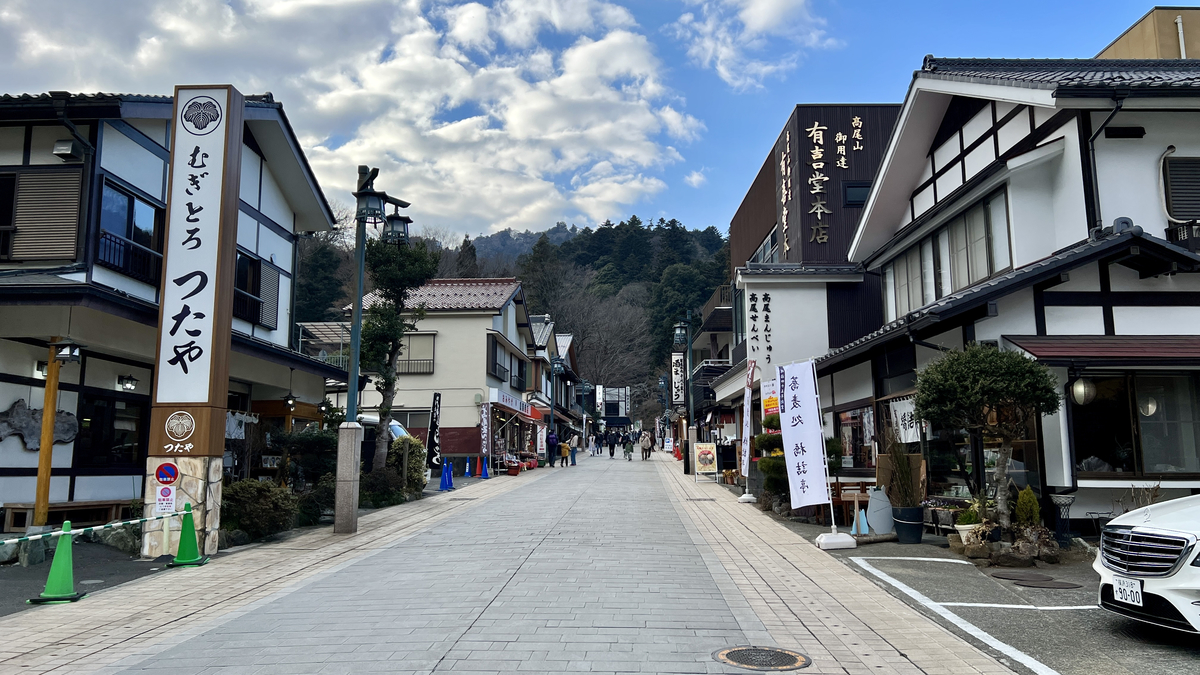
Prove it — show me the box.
[606,431,617,458]
[546,430,559,467]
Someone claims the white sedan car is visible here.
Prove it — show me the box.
[1094,494,1200,633]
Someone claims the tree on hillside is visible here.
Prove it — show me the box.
[361,238,441,471]
[295,239,346,322]
[913,344,1062,528]
[457,235,479,278]
[649,263,714,366]
[516,233,562,314]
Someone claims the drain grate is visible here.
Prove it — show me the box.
[991,571,1053,582]
[688,498,716,502]
[449,497,477,501]
[713,646,810,671]
[1013,580,1082,589]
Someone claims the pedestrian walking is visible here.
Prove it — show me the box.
[569,433,579,466]
[588,433,596,456]
[607,430,617,458]
[546,430,558,467]
[640,432,652,460]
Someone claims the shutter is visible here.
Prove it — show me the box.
[1166,158,1200,220]
[11,171,82,260]
[258,264,279,329]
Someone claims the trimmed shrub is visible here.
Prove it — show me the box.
[762,413,780,431]
[386,436,429,493]
[1015,486,1040,527]
[360,467,406,508]
[754,432,783,454]
[221,479,298,540]
[297,473,336,526]
[957,508,982,526]
[757,455,789,495]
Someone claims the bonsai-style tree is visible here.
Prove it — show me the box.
[362,238,440,471]
[914,343,1061,529]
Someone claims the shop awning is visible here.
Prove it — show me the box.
[603,416,632,427]
[1005,335,1200,364]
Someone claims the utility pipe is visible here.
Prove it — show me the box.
[1087,96,1126,235]
[1177,15,1187,59]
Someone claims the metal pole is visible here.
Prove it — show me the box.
[684,310,694,475]
[548,360,556,448]
[346,198,367,424]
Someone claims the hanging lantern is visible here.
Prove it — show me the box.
[1070,378,1096,406]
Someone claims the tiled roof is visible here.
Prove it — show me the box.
[921,57,1200,93]
[1006,335,1200,360]
[555,334,573,355]
[529,314,555,348]
[0,92,281,108]
[740,263,862,276]
[356,278,521,312]
[817,226,1200,367]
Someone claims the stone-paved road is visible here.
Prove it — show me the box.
[116,454,765,675]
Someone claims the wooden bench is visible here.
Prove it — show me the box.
[2,500,132,533]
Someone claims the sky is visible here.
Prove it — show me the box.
[0,1,1169,238]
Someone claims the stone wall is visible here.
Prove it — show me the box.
[141,456,223,557]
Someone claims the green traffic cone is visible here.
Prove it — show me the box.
[167,503,209,568]
[28,521,86,604]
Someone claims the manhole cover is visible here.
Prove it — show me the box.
[689,498,716,502]
[991,571,1053,582]
[713,646,810,671]
[449,498,477,501]
[1013,580,1082,589]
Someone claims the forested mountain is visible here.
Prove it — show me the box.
[294,210,727,425]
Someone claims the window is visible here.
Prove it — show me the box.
[1164,157,1200,220]
[750,228,778,264]
[883,189,1011,321]
[1135,375,1200,474]
[844,181,871,208]
[233,252,262,323]
[96,182,164,284]
[397,334,435,374]
[75,396,146,469]
[0,174,13,259]
[487,334,509,381]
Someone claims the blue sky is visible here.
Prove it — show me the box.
[0,1,1168,238]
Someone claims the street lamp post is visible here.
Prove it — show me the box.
[336,165,410,535]
[673,310,694,473]
[548,356,564,452]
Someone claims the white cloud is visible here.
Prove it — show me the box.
[683,169,706,188]
[0,0,698,233]
[671,0,837,90]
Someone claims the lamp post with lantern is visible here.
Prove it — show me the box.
[336,166,411,535]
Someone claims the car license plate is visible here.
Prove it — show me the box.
[1113,576,1143,607]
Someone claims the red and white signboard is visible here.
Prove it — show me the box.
[156,485,176,514]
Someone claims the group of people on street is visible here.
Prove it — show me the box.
[542,429,659,466]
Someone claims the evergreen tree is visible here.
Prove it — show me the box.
[457,235,479,278]
[295,240,345,322]
[516,233,562,314]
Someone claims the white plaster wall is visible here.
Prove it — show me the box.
[83,358,152,397]
[259,162,292,229]
[1094,110,1200,236]
[915,327,964,371]
[128,119,167,147]
[100,123,165,200]
[1114,306,1200,335]
[1045,306,1105,335]
[91,265,157,303]
[257,225,292,272]
[237,210,258,250]
[1108,263,1200,292]
[972,288,1037,342]
[30,125,89,166]
[1006,122,1088,269]
[231,316,254,337]
[0,476,69,504]
[0,380,77,471]
[831,361,872,405]
[1056,262,1101,291]
[240,147,261,209]
[74,475,142,501]
[0,126,23,165]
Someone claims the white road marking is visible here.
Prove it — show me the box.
[852,556,974,564]
[939,602,1098,611]
[851,557,1062,675]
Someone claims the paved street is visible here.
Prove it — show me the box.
[7,455,1015,675]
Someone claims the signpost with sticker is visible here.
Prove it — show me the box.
[156,486,176,514]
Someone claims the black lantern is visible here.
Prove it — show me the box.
[283,393,296,411]
[54,338,82,363]
[118,374,139,391]
[673,322,688,346]
[382,210,411,245]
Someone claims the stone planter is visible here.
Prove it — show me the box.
[892,507,924,544]
[954,524,976,540]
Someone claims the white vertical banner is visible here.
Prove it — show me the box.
[740,360,755,477]
[671,352,686,405]
[777,360,829,510]
[537,425,546,457]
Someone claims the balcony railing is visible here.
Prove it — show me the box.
[1165,224,1200,253]
[700,284,732,322]
[97,231,162,286]
[511,372,526,390]
[317,353,349,369]
[692,358,732,379]
[233,288,262,324]
[398,358,434,375]
[489,361,509,382]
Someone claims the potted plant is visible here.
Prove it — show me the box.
[883,428,924,544]
[954,507,981,539]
